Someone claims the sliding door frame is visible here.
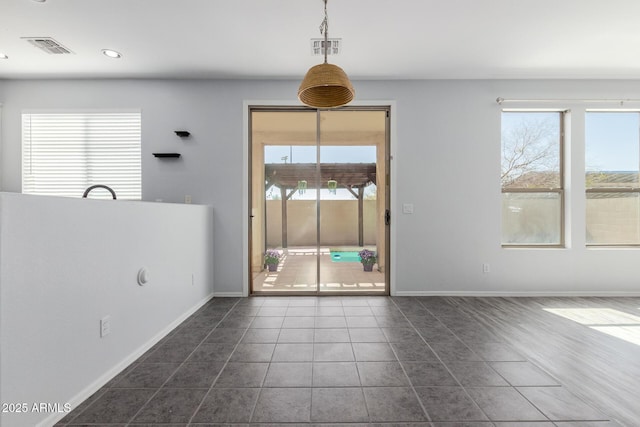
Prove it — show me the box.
[245,103,394,297]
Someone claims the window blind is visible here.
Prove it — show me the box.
[22,112,141,200]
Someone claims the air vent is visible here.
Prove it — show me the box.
[310,38,341,56]
[22,37,73,54]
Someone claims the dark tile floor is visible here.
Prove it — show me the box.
[56,296,622,426]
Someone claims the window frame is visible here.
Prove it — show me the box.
[501,109,566,248]
[585,110,640,247]
[21,109,142,200]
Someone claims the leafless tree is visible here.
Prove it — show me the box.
[501,116,559,188]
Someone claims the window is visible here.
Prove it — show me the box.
[501,111,564,246]
[585,112,640,245]
[22,112,141,199]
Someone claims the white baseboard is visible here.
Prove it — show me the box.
[212,291,244,297]
[41,293,214,427]
[393,290,640,297]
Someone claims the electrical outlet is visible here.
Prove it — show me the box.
[482,263,490,273]
[402,203,414,214]
[184,195,192,204]
[100,315,111,338]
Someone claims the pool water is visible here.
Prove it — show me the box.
[330,251,362,263]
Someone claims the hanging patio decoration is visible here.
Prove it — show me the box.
[328,179,337,194]
[298,180,307,195]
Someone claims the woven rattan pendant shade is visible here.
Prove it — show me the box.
[298,63,355,108]
[298,0,354,109]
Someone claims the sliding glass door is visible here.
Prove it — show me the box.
[318,110,387,293]
[250,107,389,295]
[251,110,319,293]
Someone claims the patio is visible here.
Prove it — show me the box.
[253,247,385,293]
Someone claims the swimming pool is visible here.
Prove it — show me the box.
[330,251,362,263]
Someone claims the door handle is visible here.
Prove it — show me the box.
[385,209,390,225]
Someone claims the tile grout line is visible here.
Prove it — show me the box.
[385,297,436,424]
[55,386,110,426]
[64,297,239,427]
[447,296,612,424]
[186,297,267,425]
[428,296,557,424]
[247,303,286,424]
[65,295,632,426]
[123,297,246,426]
[393,297,497,423]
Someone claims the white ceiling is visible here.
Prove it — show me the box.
[2,0,640,80]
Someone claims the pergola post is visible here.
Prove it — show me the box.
[280,186,288,248]
[346,185,365,247]
[358,187,364,246]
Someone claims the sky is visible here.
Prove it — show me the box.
[501,111,640,173]
[264,145,376,164]
[585,112,639,172]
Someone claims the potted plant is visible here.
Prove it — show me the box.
[264,249,282,272]
[358,249,377,272]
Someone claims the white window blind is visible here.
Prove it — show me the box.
[22,112,141,200]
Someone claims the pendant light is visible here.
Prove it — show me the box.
[298,0,355,109]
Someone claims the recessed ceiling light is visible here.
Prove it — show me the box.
[101,49,122,59]
[0,53,8,59]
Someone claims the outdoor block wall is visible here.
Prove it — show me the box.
[266,199,378,247]
[586,197,640,244]
[502,195,640,245]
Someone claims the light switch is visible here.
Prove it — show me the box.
[402,203,414,214]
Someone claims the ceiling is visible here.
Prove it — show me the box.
[253,110,386,145]
[2,0,640,80]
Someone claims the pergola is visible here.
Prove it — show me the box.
[265,163,377,247]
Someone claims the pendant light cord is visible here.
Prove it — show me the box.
[297,0,354,108]
[320,0,329,64]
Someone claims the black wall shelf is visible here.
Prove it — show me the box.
[153,153,181,158]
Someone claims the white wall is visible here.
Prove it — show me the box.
[0,193,214,427]
[1,78,640,295]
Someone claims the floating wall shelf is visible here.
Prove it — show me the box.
[174,130,191,138]
[152,153,181,158]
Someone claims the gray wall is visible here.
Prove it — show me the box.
[2,78,640,295]
[0,193,213,427]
